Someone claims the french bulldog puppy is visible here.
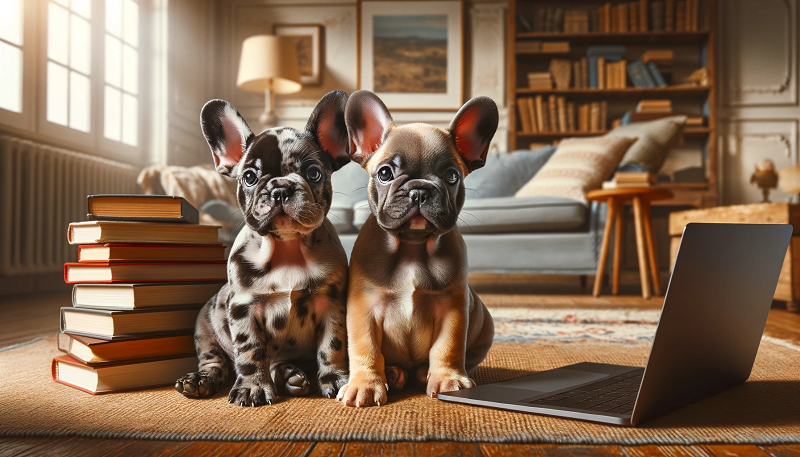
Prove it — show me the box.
[338,90,497,407]
[175,90,351,406]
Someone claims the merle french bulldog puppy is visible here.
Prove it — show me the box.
[175,90,351,407]
[338,90,497,407]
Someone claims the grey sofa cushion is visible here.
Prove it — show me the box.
[354,196,585,233]
[331,161,370,207]
[330,162,370,233]
[328,204,355,233]
[464,145,556,199]
[457,196,586,234]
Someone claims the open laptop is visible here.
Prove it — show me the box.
[438,223,792,426]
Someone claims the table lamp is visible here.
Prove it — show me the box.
[237,35,302,127]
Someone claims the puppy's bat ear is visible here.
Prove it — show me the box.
[306,90,350,171]
[448,96,499,174]
[345,90,394,166]
[200,99,254,178]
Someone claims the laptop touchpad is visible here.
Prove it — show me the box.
[495,368,608,392]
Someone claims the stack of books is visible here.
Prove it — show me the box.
[602,172,657,189]
[53,195,227,394]
[642,50,674,66]
[527,72,552,90]
[636,99,672,113]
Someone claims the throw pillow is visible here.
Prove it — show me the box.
[464,145,556,199]
[605,115,687,172]
[515,136,636,203]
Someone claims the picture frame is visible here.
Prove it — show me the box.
[273,23,324,87]
[357,0,464,110]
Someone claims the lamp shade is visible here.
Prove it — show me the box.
[237,35,302,94]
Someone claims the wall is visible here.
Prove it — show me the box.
[204,0,509,167]
[717,0,800,204]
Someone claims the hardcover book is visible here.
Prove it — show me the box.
[60,306,203,340]
[64,261,227,284]
[72,282,225,310]
[57,333,196,364]
[77,244,226,263]
[68,221,221,245]
[87,195,199,224]
[647,62,668,87]
[52,354,198,394]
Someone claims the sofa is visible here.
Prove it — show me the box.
[330,145,603,276]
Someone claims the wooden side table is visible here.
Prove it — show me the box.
[587,187,673,299]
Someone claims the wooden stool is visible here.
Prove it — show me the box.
[587,187,673,299]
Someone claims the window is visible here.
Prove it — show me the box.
[0,0,147,157]
[46,0,92,132]
[0,0,24,113]
[104,0,139,146]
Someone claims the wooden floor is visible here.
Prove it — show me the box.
[1,276,799,457]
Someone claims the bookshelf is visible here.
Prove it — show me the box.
[508,0,717,207]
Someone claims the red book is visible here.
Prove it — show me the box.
[77,244,226,263]
[64,261,227,284]
[52,354,198,394]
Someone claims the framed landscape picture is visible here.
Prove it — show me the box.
[358,1,463,110]
[274,24,324,86]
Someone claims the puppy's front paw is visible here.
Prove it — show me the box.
[426,371,474,397]
[385,366,408,393]
[272,363,311,396]
[228,376,277,407]
[175,371,219,399]
[337,373,387,407]
[318,370,348,399]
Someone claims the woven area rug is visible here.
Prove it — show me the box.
[1,307,800,444]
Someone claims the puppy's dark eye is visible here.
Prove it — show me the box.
[243,170,258,186]
[306,166,323,183]
[377,166,394,184]
[445,169,460,185]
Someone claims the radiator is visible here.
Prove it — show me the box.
[0,135,140,275]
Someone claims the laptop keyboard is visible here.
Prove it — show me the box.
[528,368,644,415]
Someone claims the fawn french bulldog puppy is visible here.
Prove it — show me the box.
[337,90,497,407]
[175,90,351,406]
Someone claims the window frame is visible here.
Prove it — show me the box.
[0,0,36,131]
[0,0,148,164]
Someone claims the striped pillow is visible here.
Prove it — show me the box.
[515,136,636,203]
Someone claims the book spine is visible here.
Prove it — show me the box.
[665,0,675,31]
[572,61,581,88]
[647,62,668,87]
[517,99,530,133]
[567,102,576,132]
[618,3,628,32]
[600,101,608,131]
[526,97,538,133]
[590,102,600,132]
[557,96,567,132]
[580,58,588,88]
[651,1,665,31]
[548,95,558,132]
[588,57,598,89]
[597,57,606,89]
[676,0,686,30]
[535,96,545,132]
[629,1,638,32]
[640,0,649,31]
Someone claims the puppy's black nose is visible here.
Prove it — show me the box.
[409,188,427,205]
[271,187,293,205]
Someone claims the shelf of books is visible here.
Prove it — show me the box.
[508,0,717,207]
